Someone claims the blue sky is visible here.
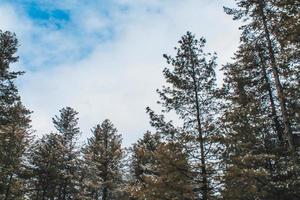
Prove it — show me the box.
[0,0,119,69]
[0,0,240,146]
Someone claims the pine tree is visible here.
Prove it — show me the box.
[28,107,81,200]
[0,30,32,200]
[152,31,219,199]
[53,107,81,200]
[82,119,123,200]
[219,52,279,199]
[220,46,300,199]
[220,1,300,198]
[127,131,160,199]
[128,131,195,200]
[223,0,299,150]
[28,133,65,199]
[153,141,195,200]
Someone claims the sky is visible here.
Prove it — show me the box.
[0,0,240,146]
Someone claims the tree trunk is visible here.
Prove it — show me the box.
[62,179,67,200]
[102,132,108,200]
[191,67,208,200]
[4,174,13,200]
[258,0,294,150]
[257,45,284,142]
[102,187,108,200]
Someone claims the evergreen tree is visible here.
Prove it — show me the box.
[152,31,219,199]
[28,107,81,200]
[220,53,279,199]
[152,141,194,200]
[127,132,160,199]
[53,107,81,200]
[128,131,194,200]
[220,46,300,199]
[28,133,64,199]
[0,30,32,200]
[220,0,300,198]
[82,119,123,200]
[224,0,299,150]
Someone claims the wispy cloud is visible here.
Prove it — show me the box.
[0,0,240,146]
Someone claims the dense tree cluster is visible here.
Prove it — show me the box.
[0,0,299,199]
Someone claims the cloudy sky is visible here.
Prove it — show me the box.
[0,0,240,146]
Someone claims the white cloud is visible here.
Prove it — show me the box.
[0,0,240,146]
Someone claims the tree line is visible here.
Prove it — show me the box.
[0,0,299,199]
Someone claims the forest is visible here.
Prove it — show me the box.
[0,0,299,200]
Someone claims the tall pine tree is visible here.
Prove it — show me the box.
[0,30,32,200]
[28,107,81,200]
[81,119,123,200]
[223,0,299,150]
[154,31,219,199]
[220,0,300,198]
[53,107,81,199]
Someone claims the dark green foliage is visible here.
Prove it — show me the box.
[0,31,23,125]
[220,44,300,199]
[220,0,300,199]
[0,30,32,200]
[224,0,299,150]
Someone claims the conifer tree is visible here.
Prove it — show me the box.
[129,131,160,191]
[82,119,123,200]
[28,133,64,199]
[0,30,32,200]
[220,45,300,199]
[128,132,160,199]
[220,0,300,198]
[152,31,219,199]
[53,107,81,199]
[224,0,299,150]
[128,131,194,200]
[220,53,279,199]
[28,107,81,200]
[152,141,194,200]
